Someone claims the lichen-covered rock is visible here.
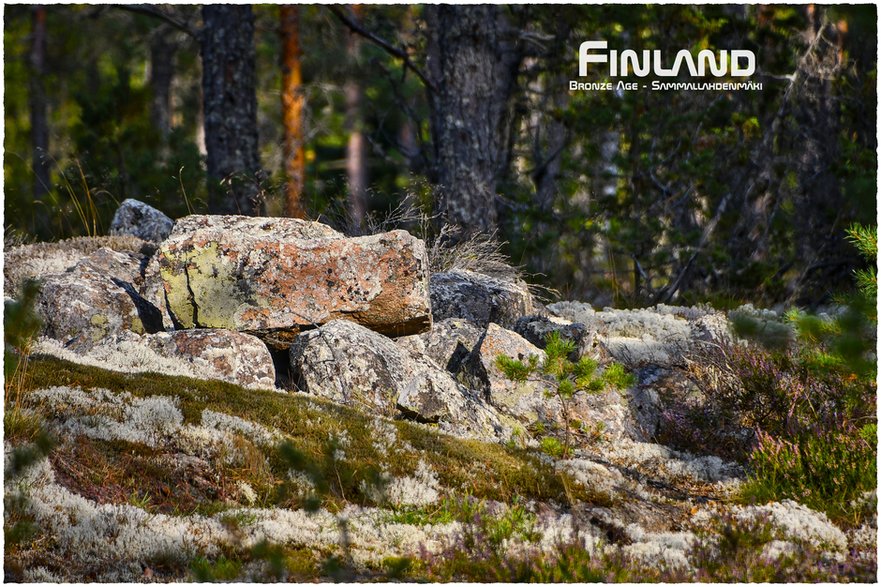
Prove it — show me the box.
[4,235,153,299]
[33,328,275,389]
[513,314,595,360]
[71,247,146,288]
[109,198,175,243]
[547,301,729,367]
[144,329,275,389]
[155,215,432,346]
[290,320,507,441]
[140,253,175,330]
[429,269,533,329]
[462,323,559,425]
[396,318,482,373]
[35,265,163,350]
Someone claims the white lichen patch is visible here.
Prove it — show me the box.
[383,460,441,507]
[200,409,283,448]
[369,417,399,457]
[560,458,627,495]
[587,438,743,489]
[33,335,276,391]
[32,386,183,447]
[621,524,696,571]
[693,500,848,560]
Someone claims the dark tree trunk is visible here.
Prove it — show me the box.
[280,5,307,218]
[424,5,521,235]
[200,5,262,215]
[29,5,51,231]
[344,5,368,230]
[149,26,176,140]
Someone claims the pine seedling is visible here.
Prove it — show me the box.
[496,331,634,457]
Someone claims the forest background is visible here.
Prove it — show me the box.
[3,4,877,309]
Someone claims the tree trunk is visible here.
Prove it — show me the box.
[29,5,51,232]
[280,5,307,218]
[344,5,368,230]
[149,26,176,140]
[200,5,262,215]
[424,5,521,235]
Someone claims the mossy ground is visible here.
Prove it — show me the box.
[5,355,876,582]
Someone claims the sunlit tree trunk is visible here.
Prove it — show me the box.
[344,5,368,230]
[201,5,262,215]
[29,4,51,233]
[280,5,307,218]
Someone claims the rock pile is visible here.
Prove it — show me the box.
[11,198,733,445]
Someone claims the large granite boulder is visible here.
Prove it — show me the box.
[429,269,533,329]
[4,235,153,299]
[395,318,483,374]
[290,320,508,441]
[109,198,175,243]
[154,215,432,347]
[34,251,163,350]
[34,328,276,389]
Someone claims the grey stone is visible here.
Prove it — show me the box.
[513,314,595,360]
[110,198,174,243]
[429,269,533,329]
[4,235,153,299]
[35,264,163,351]
[395,318,482,374]
[290,320,508,441]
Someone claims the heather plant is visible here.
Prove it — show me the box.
[497,331,634,457]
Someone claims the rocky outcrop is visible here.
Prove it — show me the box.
[429,269,533,329]
[396,318,482,373]
[154,215,432,347]
[33,328,276,389]
[290,320,508,441]
[109,198,175,243]
[547,302,730,367]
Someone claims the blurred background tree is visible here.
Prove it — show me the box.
[4,4,876,309]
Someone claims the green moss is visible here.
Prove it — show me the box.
[22,355,592,508]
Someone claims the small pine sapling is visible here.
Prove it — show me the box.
[496,331,634,457]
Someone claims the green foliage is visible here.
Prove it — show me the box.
[189,555,243,582]
[539,436,565,458]
[845,222,877,300]
[497,331,633,458]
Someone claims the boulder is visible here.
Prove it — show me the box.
[290,320,508,441]
[513,314,595,360]
[395,318,482,374]
[143,329,275,389]
[33,329,275,389]
[154,215,432,346]
[463,323,560,426]
[429,269,533,329]
[109,198,174,243]
[35,261,163,350]
[71,247,146,287]
[4,235,153,299]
